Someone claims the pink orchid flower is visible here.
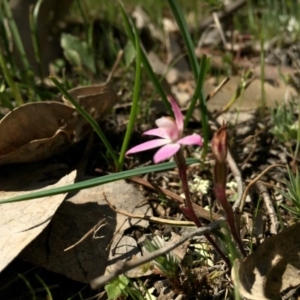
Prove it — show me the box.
[126,96,202,163]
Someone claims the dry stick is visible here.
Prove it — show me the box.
[128,176,222,221]
[90,218,225,290]
[238,164,286,213]
[228,149,243,212]
[198,0,246,32]
[105,50,123,84]
[215,75,255,119]
[227,148,244,237]
[182,77,228,112]
[212,12,227,49]
[240,135,258,166]
[104,195,195,227]
[256,182,279,234]
[64,219,107,251]
[255,179,279,189]
[205,77,229,102]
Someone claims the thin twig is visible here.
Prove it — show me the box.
[238,164,285,213]
[64,219,107,251]
[256,182,279,234]
[227,148,244,237]
[90,218,226,289]
[198,0,247,32]
[241,135,258,166]
[228,149,243,212]
[212,12,227,48]
[105,50,123,84]
[206,77,230,102]
[104,195,195,227]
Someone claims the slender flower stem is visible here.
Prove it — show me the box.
[174,150,231,267]
[212,123,246,258]
[214,163,247,258]
[174,150,201,226]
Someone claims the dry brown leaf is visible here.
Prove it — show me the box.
[0,82,118,165]
[0,102,75,155]
[21,179,152,283]
[62,83,118,120]
[0,102,78,165]
[0,129,73,166]
[0,170,76,272]
[232,222,300,300]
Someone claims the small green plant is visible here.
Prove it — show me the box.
[144,236,179,281]
[280,167,300,219]
[270,100,298,143]
[104,274,145,300]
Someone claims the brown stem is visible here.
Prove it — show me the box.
[214,163,247,258]
[174,151,231,267]
[174,151,201,227]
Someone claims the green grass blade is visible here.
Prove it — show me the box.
[168,0,209,157]
[198,88,209,158]
[185,55,210,157]
[167,0,199,79]
[75,0,89,43]
[119,3,171,114]
[185,55,210,127]
[0,158,199,203]
[18,274,36,300]
[29,0,44,79]
[0,6,15,71]
[0,52,24,106]
[2,0,30,70]
[118,24,142,169]
[75,0,96,75]
[36,275,53,300]
[49,76,119,170]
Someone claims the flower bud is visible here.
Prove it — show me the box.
[211,123,228,163]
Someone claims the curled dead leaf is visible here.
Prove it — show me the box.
[62,83,118,120]
[0,102,77,165]
[232,222,300,300]
[0,82,118,165]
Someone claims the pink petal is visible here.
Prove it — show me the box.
[177,134,203,146]
[155,117,176,130]
[126,139,169,155]
[168,95,183,135]
[153,143,181,163]
[155,117,179,141]
[143,127,170,139]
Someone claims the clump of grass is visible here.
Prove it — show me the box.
[280,167,300,219]
[144,236,179,283]
[270,100,298,143]
[247,0,300,46]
